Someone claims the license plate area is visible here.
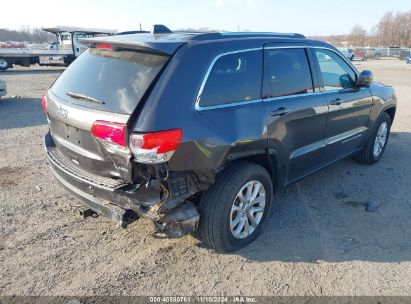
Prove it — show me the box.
[64,124,82,146]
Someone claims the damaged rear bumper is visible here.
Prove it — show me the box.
[44,131,199,235]
[50,165,136,227]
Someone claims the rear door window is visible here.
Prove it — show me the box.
[198,50,262,107]
[51,48,168,114]
[263,48,314,98]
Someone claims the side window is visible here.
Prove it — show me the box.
[315,49,357,91]
[263,48,313,98]
[198,50,262,107]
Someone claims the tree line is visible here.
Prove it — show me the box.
[0,27,54,44]
[2,10,411,47]
[317,10,411,48]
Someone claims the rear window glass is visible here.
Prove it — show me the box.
[264,48,313,98]
[199,50,262,107]
[51,48,168,114]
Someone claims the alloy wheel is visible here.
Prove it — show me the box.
[229,180,266,239]
[373,122,388,158]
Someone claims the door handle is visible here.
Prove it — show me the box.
[330,98,343,105]
[270,107,290,116]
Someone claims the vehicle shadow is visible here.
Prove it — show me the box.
[0,97,47,130]
[0,68,65,76]
[232,131,411,262]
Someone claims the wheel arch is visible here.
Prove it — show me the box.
[384,106,396,123]
[222,148,286,193]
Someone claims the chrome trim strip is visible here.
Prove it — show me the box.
[265,45,310,50]
[194,45,357,111]
[290,140,326,159]
[195,48,262,111]
[195,98,263,111]
[320,89,342,94]
[195,45,311,112]
[290,126,367,159]
[341,133,363,144]
[324,126,367,146]
[263,91,322,103]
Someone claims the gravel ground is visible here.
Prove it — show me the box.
[0,61,410,296]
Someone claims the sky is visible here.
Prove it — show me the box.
[1,0,410,36]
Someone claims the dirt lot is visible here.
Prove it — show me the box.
[1,60,411,296]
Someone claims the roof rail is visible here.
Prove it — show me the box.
[190,31,306,41]
[146,25,305,40]
[224,32,305,38]
[190,32,224,41]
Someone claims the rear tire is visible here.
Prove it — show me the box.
[356,112,391,165]
[198,161,273,252]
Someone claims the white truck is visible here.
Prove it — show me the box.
[0,26,116,71]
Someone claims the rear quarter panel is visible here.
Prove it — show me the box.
[131,39,269,172]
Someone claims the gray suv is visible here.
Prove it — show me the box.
[43,28,397,252]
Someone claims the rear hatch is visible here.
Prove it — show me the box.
[46,46,169,185]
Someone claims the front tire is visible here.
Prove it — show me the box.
[356,112,392,164]
[198,161,273,252]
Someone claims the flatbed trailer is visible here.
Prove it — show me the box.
[0,26,116,71]
[0,48,74,69]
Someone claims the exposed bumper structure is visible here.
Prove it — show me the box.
[50,165,136,227]
[44,131,199,235]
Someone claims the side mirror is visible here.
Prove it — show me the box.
[357,70,373,87]
[339,74,354,89]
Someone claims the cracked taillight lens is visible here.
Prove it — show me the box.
[130,129,182,164]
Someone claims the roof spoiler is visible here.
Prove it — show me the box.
[80,25,183,55]
[81,38,183,56]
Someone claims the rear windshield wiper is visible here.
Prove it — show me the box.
[66,92,105,105]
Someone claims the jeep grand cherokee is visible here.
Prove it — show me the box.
[43,27,397,252]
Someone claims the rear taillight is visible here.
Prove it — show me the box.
[130,129,183,164]
[91,120,127,147]
[41,95,47,114]
[95,43,112,50]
